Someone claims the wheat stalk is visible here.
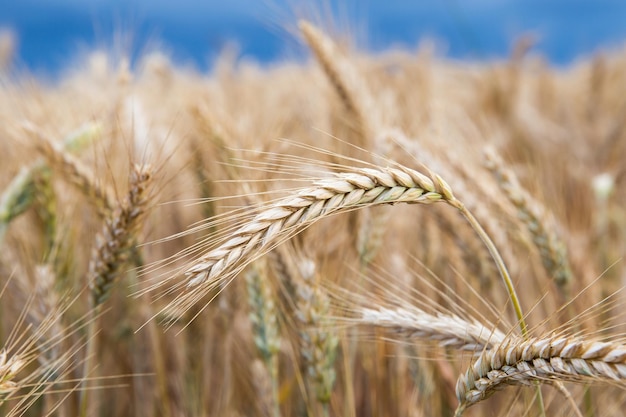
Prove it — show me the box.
[80,163,152,417]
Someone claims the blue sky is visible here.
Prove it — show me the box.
[2,0,626,75]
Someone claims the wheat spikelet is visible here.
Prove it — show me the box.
[455,335,626,413]
[0,350,25,400]
[89,163,152,307]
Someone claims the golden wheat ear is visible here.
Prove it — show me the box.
[0,275,96,417]
[178,163,451,293]
[455,335,626,414]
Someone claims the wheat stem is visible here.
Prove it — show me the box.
[458,206,529,338]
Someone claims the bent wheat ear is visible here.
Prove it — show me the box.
[455,335,626,413]
[1,123,103,242]
[184,164,450,290]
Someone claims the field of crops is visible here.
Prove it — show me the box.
[0,20,625,417]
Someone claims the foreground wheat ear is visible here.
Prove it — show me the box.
[176,163,453,292]
[455,335,626,414]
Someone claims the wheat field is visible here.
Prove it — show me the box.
[0,19,625,417]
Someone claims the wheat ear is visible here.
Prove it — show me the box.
[299,20,381,142]
[184,164,453,288]
[484,147,572,292]
[357,306,507,352]
[89,164,152,307]
[293,256,338,410]
[29,128,114,214]
[245,262,281,417]
[455,335,626,413]
[0,288,87,416]
[0,123,102,243]
[0,167,36,242]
